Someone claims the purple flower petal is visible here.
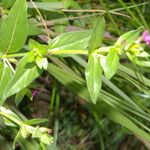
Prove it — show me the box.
[142,31,150,46]
[142,31,149,39]
[32,90,40,97]
[145,36,150,41]
[146,41,150,45]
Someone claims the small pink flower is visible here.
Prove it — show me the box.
[32,90,39,97]
[142,31,150,46]
[142,31,148,38]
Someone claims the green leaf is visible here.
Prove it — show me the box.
[36,57,48,70]
[32,126,41,138]
[28,2,64,11]
[20,125,30,138]
[2,0,16,8]
[49,30,91,50]
[0,61,13,105]
[0,0,28,54]
[41,58,48,70]
[102,48,119,79]
[0,106,22,127]
[89,16,105,53]
[85,54,102,104]
[3,52,42,100]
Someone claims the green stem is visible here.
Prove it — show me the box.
[2,53,27,58]
[0,50,88,59]
[62,9,129,18]
[48,49,88,55]
[4,58,15,74]
[112,1,149,12]
[54,91,60,145]
[0,48,109,59]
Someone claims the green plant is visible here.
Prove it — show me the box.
[0,0,150,149]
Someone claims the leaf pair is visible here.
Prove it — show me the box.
[85,18,143,104]
[0,0,42,105]
[85,16,105,104]
[29,39,48,70]
[102,27,144,79]
[0,53,42,105]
